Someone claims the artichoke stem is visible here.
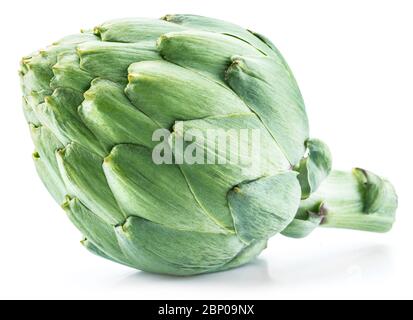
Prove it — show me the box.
[291,169,397,234]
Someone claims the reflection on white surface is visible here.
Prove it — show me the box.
[0,232,403,299]
[117,258,273,288]
[268,244,393,287]
[115,244,393,292]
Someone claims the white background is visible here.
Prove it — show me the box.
[0,0,412,300]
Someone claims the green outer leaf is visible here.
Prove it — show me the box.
[125,60,249,128]
[175,114,290,230]
[82,239,122,265]
[24,90,50,113]
[162,14,276,57]
[295,139,332,199]
[103,144,228,234]
[281,216,323,239]
[248,30,298,81]
[77,41,161,84]
[62,197,132,267]
[247,30,279,53]
[281,202,325,239]
[30,125,67,204]
[50,53,93,92]
[33,153,66,205]
[115,216,244,275]
[217,239,267,271]
[226,55,309,166]
[33,87,106,157]
[228,55,305,110]
[20,36,96,100]
[56,143,125,225]
[94,18,185,42]
[53,33,100,45]
[79,78,159,150]
[228,171,301,243]
[157,30,263,82]
[22,97,40,126]
[20,53,54,94]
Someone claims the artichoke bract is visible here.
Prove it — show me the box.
[20,14,398,275]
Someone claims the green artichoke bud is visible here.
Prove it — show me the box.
[20,14,398,276]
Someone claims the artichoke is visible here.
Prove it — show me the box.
[19,14,398,276]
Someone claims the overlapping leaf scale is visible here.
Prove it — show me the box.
[22,97,40,126]
[295,139,332,199]
[114,216,245,275]
[216,239,268,272]
[228,172,301,243]
[162,14,277,57]
[157,30,264,83]
[30,125,67,204]
[226,55,309,166]
[103,144,229,234]
[125,60,250,128]
[171,113,290,230]
[50,53,94,92]
[63,197,133,267]
[20,33,98,109]
[56,142,125,225]
[94,18,186,43]
[77,41,161,84]
[33,87,106,156]
[79,78,159,151]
